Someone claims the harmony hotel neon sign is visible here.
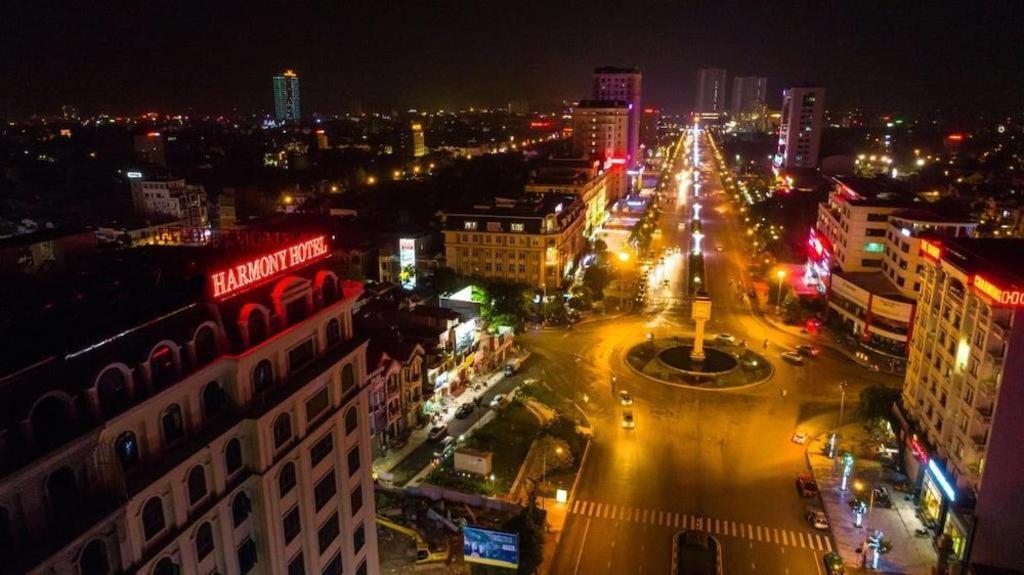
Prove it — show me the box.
[210,236,329,299]
[973,274,1024,307]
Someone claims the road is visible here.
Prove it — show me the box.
[530,130,901,575]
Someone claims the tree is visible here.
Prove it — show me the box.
[781,292,802,324]
[568,286,593,311]
[432,266,459,294]
[582,264,610,300]
[543,295,570,326]
[859,384,901,421]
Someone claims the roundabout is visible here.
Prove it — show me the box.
[625,337,772,390]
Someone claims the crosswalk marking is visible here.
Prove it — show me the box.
[568,500,831,551]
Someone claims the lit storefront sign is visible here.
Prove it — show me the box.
[399,238,416,289]
[210,235,329,299]
[920,239,942,261]
[928,459,957,502]
[909,434,929,463]
[973,274,1024,306]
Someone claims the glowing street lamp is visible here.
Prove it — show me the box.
[775,269,788,309]
[692,202,702,220]
[691,230,704,255]
[618,251,631,263]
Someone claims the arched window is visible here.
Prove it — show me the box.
[231,492,252,526]
[252,360,274,396]
[161,404,184,445]
[141,497,166,541]
[202,382,226,418]
[341,363,356,396]
[194,522,215,561]
[273,413,292,449]
[46,466,79,517]
[326,318,341,347]
[187,465,208,505]
[96,368,129,417]
[344,407,358,436]
[115,431,140,469]
[30,396,74,449]
[278,462,297,497]
[193,326,218,367]
[152,557,179,575]
[79,539,110,575]
[149,344,177,390]
[225,438,243,475]
[322,277,338,304]
[248,310,267,346]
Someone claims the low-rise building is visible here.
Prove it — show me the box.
[526,159,610,237]
[129,175,209,233]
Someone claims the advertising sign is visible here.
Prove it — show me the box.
[463,526,519,569]
[210,236,329,300]
[399,238,416,289]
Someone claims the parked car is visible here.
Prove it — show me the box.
[806,506,829,530]
[796,472,819,497]
[872,486,893,508]
[714,333,737,344]
[454,403,475,419]
[791,432,808,445]
[428,424,448,441]
[781,351,805,365]
[795,344,821,357]
[621,410,636,429]
[433,436,455,459]
[822,552,845,574]
[489,394,509,409]
[503,364,517,376]
[619,390,634,406]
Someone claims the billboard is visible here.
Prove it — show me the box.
[463,526,519,569]
[399,238,416,289]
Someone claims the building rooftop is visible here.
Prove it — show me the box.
[940,238,1024,289]
[594,66,641,75]
[834,270,915,304]
[833,175,916,207]
[890,208,975,225]
[576,99,629,109]
[445,193,582,219]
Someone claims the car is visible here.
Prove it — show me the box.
[503,364,517,376]
[806,506,829,530]
[619,390,633,406]
[781,351,805,365]
[715,244,724,252]
[822,552,845,574]
[433,436,455,459]
[454,403,475,419]
[795,344,821,357]
[796,472,819,497]
[791,432,808,444]
[428,424,449,441]
[621,410,636,429]
[714,333,737,344]
[489,394,509,409]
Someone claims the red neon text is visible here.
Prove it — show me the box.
[974,274,1024,307]
[211,236,329,299]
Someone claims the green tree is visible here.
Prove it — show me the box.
[859,384,901,421]
[781,292,801,324]
[543,295,570,326]
[568,285,593,311]
[582,264,610,300]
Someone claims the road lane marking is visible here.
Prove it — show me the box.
[641,509,649,523]
[825,538,833,552]
[674,513,681,527]
[781,531,789,545]
[773,528,780,544]
[815,534,824,549]
[714,518,720,533]
[799,533,807,548]
[571,500,580,514]
[731,521,737,537]
[756,526,763,541]
[572,517,591,575]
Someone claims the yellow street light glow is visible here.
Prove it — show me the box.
[776,270,787,280]
[283,195,293,204]
[367,176,377,185]
[618,251,631,262]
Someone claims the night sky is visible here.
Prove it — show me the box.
[2,0,1021,118]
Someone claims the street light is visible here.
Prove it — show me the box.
[829,381,850,458]
[775,269,788,310]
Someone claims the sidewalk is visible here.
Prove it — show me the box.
[808,425,937,574]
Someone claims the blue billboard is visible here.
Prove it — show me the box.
[463,526,519,569]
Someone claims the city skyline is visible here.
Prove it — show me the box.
[2,1,1022,118]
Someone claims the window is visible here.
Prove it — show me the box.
[149,345,177,390]
[311,433,333,467]
[341,364,355,396]
[350,485,363,515]
[96,368,129,417]
[161,404,185,445]
[288,553,305,575]
[318,513,340,554]
[232,492,252,526]
[279,462,298,497]
[142,497,165,541]
[322,277,338,304]
[314,470,337,511]
[274,413,293,449]
[152,558,179,575]
[463,221,478,230]
[252,360,274,396]
[225,438,243,475]
[347,446,361,476]
[187,466,208,505]
[203,382,227,418]
[326,319,341,347]
[46,466,78,516]
[322,553,342,575]
[286,297,308,326]
[79,539,110,575]
[353,522,365,553]
[193,326,218,367]
[511,223,525,232]
[248,310,267,345]
[283,506,302,543]
[237,537,257,574]
[195,522,215,561]
[116,431,140,470]
[306,387,330,423]
[344,407,358,436]
[289,339,316,372]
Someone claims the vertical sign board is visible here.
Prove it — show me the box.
[463,526,519,569]
[399,238,416,289]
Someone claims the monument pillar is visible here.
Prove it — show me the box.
[691,295,712,361]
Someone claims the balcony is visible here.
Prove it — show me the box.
[971,434,988,452]
[974,404,993,424]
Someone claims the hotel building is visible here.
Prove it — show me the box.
[525,158,610,238]
[0,234,379,575]
[774,86,824,170]
[896,238,1024,573]
[441,194,586,290]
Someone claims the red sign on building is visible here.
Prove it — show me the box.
[210,235,329,300]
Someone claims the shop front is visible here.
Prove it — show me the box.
[920,459,957,531]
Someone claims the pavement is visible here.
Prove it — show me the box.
[807,426,938,574]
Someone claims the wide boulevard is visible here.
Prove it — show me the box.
[528,130,901,575]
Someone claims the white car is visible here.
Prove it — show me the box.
[781,351,805,365]
[714,333,737,344]
[489,394,509,409]
[806,507,829,530]
[792,432,808,445]
[619,391,633,406]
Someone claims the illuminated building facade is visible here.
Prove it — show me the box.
[571,100,629,163]
[441,194,586,290]
[774,86,824,169]
[526,159,610,237]
[273,70,301,123]
[729,76,767,132]
[0,236,380,575]
[129,175,209,236]
[694,68,728,120]
[592,67,642,168]
[897,238,1024,572]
